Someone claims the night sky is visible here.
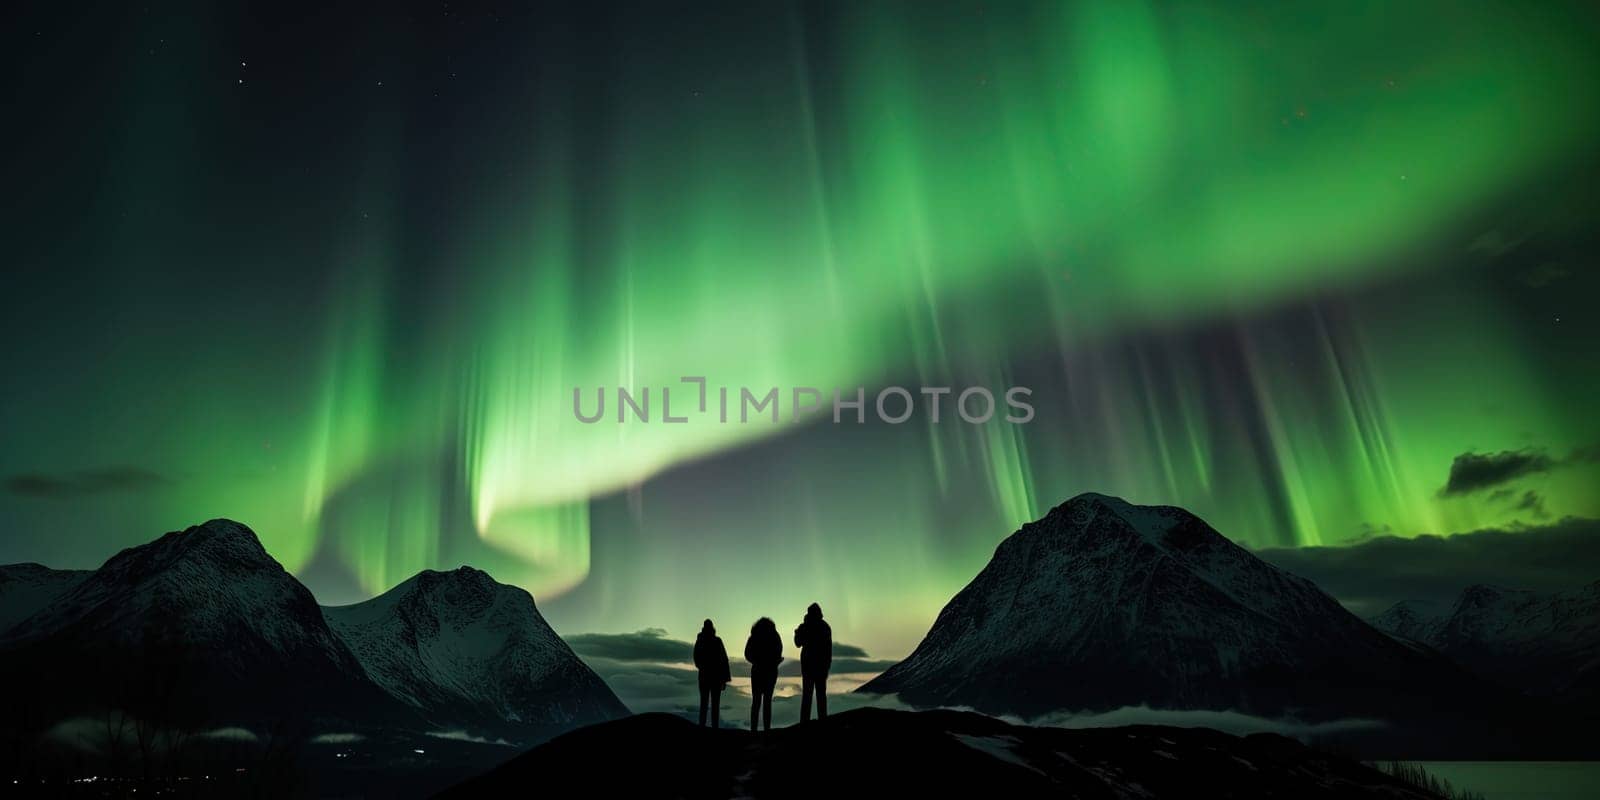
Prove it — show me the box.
[3,1,1598,660]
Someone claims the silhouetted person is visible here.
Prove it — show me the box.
[793,602,832,722]
[693,619,731,727]
[744,617,782,731]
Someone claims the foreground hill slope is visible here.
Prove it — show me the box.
[436,707,1445,799]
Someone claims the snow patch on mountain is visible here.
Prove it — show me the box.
[324,567,627,737]
[1370,580,1600,694]
[859,493,1475,722]
[1,520,364,675]
[0,562,89,633]
[1367,599,1449,644]
[0,520,415,732]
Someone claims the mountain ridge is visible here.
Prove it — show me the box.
[1369,580,1600,697]
[857,493,1544,756]
[0,519,623,742]
[325,565,628,741]
[0,562,90,634]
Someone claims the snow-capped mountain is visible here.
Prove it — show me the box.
[0,519,414,729]
[1,520,629,742]
[325,567,627,741]
[858,493,1489,723]
[1370,582,1600,696]
[0,562,88,634]
[1366,599,1449,645]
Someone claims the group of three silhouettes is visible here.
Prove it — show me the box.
[692,602,832,730]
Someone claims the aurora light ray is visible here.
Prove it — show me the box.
[2,0,1597,657]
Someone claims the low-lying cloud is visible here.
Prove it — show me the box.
[570,628,895,717]
[1254,516,1600,615]
[5,466,170,498]
[812,696,1386,742]
[425,730,515,746]
[567,628,690,662]
[198,726,259,742]
[1021,705,1387,740]
[310,732,365,745]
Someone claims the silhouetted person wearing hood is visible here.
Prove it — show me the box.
[794,602,832,722]
[744,617,782,731]
[694,619,731,727]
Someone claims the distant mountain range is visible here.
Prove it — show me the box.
[1370,581,1600,699]
[857,493,1586,757]
[0,519,624,746]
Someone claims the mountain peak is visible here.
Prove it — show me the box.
[1373,581,1600,697]
[1,524,624,746]
[860,494,1459,721]
[1025,492,1219,556]
[414,565,499,589]
[129,518,273,571]
[1062,491,1126,505]
[1368,599,1449,644]
[1050,492,1145,519]
[324,565,627,738]
[383,565,524,613]
[0,518,409,731]
[1458,583,1523,598]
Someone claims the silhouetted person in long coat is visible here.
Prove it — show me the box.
[693,619,731,727]
[793,602,832,722]
[744,617,782,731]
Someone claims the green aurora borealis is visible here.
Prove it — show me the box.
[4,1,1599,657]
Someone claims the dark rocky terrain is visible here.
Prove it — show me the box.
[438,707,1449,799]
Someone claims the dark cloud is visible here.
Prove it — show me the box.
[1439,449,1553,495]
[1521,262,1571,288]
[1513,490,1549,519]
[1254,517,1600,616]
[1466,229,1523,259]
[594,664,699,706]
[1437,444,1600,497]
[833,642,869,658]
[5,467,169,498]
[566,628,690,663]
[778,657,899,678]
[567,628,880,670]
